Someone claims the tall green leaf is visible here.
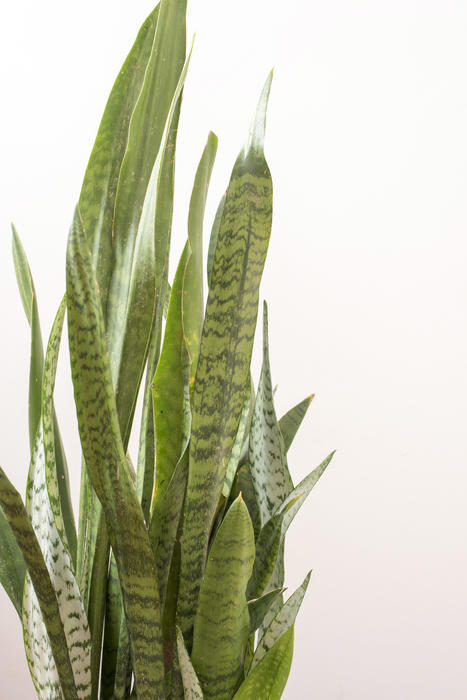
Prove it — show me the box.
[191,497,255,699]
[247,588,284,634]
[23,425,91,700]
[249,302,292,528]
[178,72,274,641]
[66,212,164,699]
[182,131,218,388]
[278,394,314,454]
[78,3,160,317]
[12,229,76,564]
[0,467,78,700]
[250,572,310,672]
[232,627,294,700]
[206,193,225,288]
[0,508,26,616]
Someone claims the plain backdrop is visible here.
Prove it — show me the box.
[1,1,467,698]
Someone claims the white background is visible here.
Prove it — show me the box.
[1,0,467,697]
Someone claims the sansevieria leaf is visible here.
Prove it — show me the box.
[178,71,274,642]
[0,468,78,700]
[278,394,314,454]
[66,211,164,700]
[176,627,203,700]
[250,571,311,672]
[191,496,255,699]
[23,425,91,700]
[0,507,25,617]
[232,627,294,700]
[249,302,292,528]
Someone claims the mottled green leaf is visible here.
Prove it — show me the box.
[11,225,43,454]
[66,212,164,699]
[178,72,274,641]
[251,572,310,671]
[23,426,91,699]
[0,467,78,700]
[246,497,298,601]
[12,229,76,565]
[78,4,160,317]
[249,302,292,528]
[206,193,225,288]
[276,451,334,537]
[176,627,203,699]
[278,394,314,454]
[191,497,255,699]
[222,379,251,499]
[182,132,217,389]
[247,588,284,634]
[232,627,293,700]
[0,507,26,616]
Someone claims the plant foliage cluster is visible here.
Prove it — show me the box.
[0,2,333,698]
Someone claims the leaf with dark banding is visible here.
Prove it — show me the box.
[191,496,255,699]
[232,627,294,700]
[178,71,274,642]
[0,508,25,617]
[77,4,160,317]
[23,425,91,699]
[247,588,284,634]
[222,379,251,499]
[206,192,226,288]
[152,244,190,505]
[0,467,78,700]
[12,228,76,565]
[176,627,203,699]
[66,211,164,700]
[249,302,292,528]
[278,394,314,454]
[250,571,310,672]
[182,132,218,389]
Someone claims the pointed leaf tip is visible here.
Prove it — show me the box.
[244,70,273,156]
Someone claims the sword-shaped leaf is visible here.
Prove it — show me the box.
[250,572,310,671]
[178,71,274,641]
[232,627,294,700]
[66,212,164,700]
[11,225,44,454]
[222,379,251,499]
[12,229,76,565]
[247,588,284,634]
[191,496,255,699]
[249,302,292,528]
[183,132,218,389]
[0,507,25,617]
[206,193,225,288]
[278,394,314,454]
[176,627,203,700]
[78,3,160,316]
[23,424,91,699]
[0,467,78,700]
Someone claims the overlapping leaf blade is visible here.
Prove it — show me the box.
[250,572,310,672]
[191,497,255,699]
[178,72,274,642]
[278,394,314,454]
[232,627,294,700]
[66,212,164,699]
[176,627,203,700]
[0,507,25,616]
[0,468,78,700]
[249,302,292,528]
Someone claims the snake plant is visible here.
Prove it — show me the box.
[0,2,334,698]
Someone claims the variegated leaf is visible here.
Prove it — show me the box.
[249,302,292,528]
[191,497,255,699]
[178,72,274,642]
[250,572,310,671]
[232,627,294,700]
[176,627,203,699]
[247,588,284,634]
[23,427,91,699]
[278,394,314,453]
